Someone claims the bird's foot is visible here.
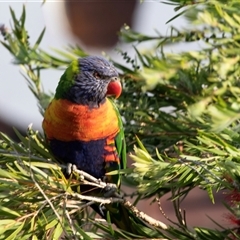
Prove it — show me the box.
[65,163,84,181]
[65,163,75,176]
[99,204,106,217]
[103,183,121,198]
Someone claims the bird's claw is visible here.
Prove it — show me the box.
[65,163,84,181]
[99,204,106,217]
[103,183,121,198]
[66,163,72,175]
[65,163,74,176]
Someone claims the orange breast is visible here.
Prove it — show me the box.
[42,98,119,142]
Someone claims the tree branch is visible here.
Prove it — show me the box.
[66,166,169,230]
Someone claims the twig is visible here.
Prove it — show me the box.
[63,195,79,240]
[157,198,180,227]
[172,188,188,231]
[68,192,124,205]
[70,165,118,191]
[34,193,66,218]
[64,168,169,230]
[25,133,70,238]
[68,192,169,230]
[123,200,168,230]
[65,165,121,198]
[178,157,223,184]
[30,169,67,233]
[66,201,96,215]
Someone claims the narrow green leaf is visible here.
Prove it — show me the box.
[166,9,188,24]
[33,27,45,50]
[135,135,148,153]
[77,228,94,240]
[0,206,21,218]
[45,219,58,230]
[5,221,25,240]
[32,235,38,240]
[178,166,194,184]
[106,211,114,235]
[0,41,14,54]
[9,7,18,26]
[206,185,215,204]
[20,5,26,28]
[52,222,63,240]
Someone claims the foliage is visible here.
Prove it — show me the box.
[1,0,240,239]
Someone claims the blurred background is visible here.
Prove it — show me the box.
[0,0,227,229]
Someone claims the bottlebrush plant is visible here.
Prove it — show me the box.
[1,0,240,239]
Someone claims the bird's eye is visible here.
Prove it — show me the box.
[93,71,101,79]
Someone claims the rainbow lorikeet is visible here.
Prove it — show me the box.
[42,56,125,185]
[42,56,137,232]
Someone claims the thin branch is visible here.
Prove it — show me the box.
[63,195,79,240]
[71,165,117,191]
[64,164,121,198]
[30,169,67,233]
[157,198,181,227]
[66,201,95,215]
[64,167,169,230]
[68,192,169,230]
[123,200,168,230]
[178,157,222,184]
[68,192,124,205]
[172,188,188,231]
[26,135,70,238]
[34,193,66,218]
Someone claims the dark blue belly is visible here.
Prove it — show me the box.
[49,138,106,179]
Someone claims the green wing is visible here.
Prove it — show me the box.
[105,100,156,236]
[108,98,127,187]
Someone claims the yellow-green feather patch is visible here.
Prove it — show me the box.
[55,60,79,99]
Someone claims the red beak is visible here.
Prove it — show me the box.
[107,78,122,99]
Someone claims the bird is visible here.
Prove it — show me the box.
[42,55,141,232]
[42,56,125,184]
[42,56,160,237]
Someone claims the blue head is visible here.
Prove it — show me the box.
[63,56,120,107]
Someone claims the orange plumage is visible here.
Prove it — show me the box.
[43,98,119,142]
